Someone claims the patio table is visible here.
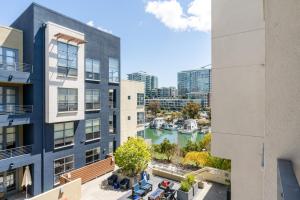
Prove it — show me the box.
[148,188,164,200]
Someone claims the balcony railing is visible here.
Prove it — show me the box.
[0,105,33,115]
[0,62,32,73]
[0,145,32,160]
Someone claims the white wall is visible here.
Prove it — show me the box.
[45,22,85,123]
[120,80,145,144]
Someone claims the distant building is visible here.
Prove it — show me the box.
[128,71,158,98]
[145,98,206,111]
[150,87,177,98]
[177,68,211,106]
[121,80,145,143]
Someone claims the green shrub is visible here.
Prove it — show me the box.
[186,174,196,185]
[180,180,191,192]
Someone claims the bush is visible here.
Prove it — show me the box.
[186,174,196,185]
[180,180,191,192]
[152,139,177,162]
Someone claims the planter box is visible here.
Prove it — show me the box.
[193,183,199,196]
[198,181,204,189]
[177,188,193,200]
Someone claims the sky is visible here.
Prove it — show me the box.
[0,0,211,87]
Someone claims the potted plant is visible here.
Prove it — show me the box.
[186,174,198,196]
[177,180,193,200]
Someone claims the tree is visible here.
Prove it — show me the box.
[147,101,160,116]
[198,133,211,152]
[182,102,201,119]
[183,151,210,167]
[115,137,152,176]
[153,139,177,162]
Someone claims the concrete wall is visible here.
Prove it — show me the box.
[212,0,300,199]
[120,80,144,144]
[45,22,85,123]
[0,26,23,64]
[30,179,81,200]
[211,0,265,199]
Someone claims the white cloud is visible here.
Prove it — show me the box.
[86,20,112,34]
[145,0,211,32]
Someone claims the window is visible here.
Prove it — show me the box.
[57,42,78,77]
[58,88,78,112]
[85,147,100,165]
[86,59,100,80]
[137,130,145,138]
[109,89,115,109]
[85,118,100,141]
[54,122,74,148]
[137,112,144,125]
[54,155,74,185]
[109,57,119,83]
[0,47,17,71]
[86,89,100,110]
[128,96,131,100]
[0,127,16,150]
[109,114,115,133]
[137,93,144,106]
[128,116,131,120]
[108,142,113,154]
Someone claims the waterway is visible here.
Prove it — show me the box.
[144,128,204,148]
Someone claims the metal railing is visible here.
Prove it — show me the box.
[0,105,33,115]
[0,62,32,73]
[0,145,32,160]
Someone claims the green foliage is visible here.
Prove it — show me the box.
[115,137,152,176]
[206,156,231,171]
[147,101,161,116]
[182,102,201,119]
[182,133,211,154]
[180,180,192,192]
[186,174,196,185]
[152,139,177,162]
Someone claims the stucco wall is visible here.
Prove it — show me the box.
[120,80,145,144]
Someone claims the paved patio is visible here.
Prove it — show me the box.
[81,171,227,200]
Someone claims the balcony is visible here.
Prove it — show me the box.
[0,105,33,126]
[0,62,32,84]
[0,145,32,160]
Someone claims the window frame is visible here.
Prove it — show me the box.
[137,112,145,125]
[108,57,120,83]
[137,93,145,106]
[57,88,78,112]
[57,41,78,78]
[85,118,101,141]
[54,155,74,185]
[85,147,100,165]
[54,122,75,149]
[85,89,100,111]
[85,58,100,81]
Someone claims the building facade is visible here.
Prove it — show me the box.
[127,71,158,98]
[145,98,205,111]
[120,80,145,143]
[150,87,177,99]
[212,0,300,199]
[0,3,120,197]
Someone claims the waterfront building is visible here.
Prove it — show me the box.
[145,98,206,111]
[212,0,300,199]
[0,3,120,196]
[127,71,158,98]
[120,80,145,142]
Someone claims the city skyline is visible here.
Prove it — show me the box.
[0,0,211,87]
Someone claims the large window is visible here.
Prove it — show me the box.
[85,118,100,141]
[58,88,78,112]
[85,147,100,165]
[109,114,115,133]
[108,142,113,154]
[86,59,100,80]
[54,155,74,185]
[86,89,100,110]
[0,127,16,150]
[0,47,17,71]
[57,42,78,77]
[54,122,74,149]
[137,130,145,138]
[109,57,119,83]
[137,112,144,125]
[137,93,144,106]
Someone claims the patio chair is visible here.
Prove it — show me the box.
[107,174,118,186]
[162,188,176,200]
[158,180,174,191]
[139,179,152,192]
[120,178,130,190]
[132,183,146,197]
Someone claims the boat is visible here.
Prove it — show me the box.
[162,123,178,131]
[178,119,198,134]
[150,117,166,129]
[144,122,150,128]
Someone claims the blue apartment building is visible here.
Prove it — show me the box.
[0,3,120,197]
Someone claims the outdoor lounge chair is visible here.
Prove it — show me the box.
[132,183,146,197]
[162,188,176,200]
[120,178,130,190]
[139,179,152,192]
[107,174,118,186]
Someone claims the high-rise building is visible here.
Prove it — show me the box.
[212,0,300,199]
[127,71,158,98]
[150,87,177,98]
[120,80,145,143]
[0,3,120,196]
